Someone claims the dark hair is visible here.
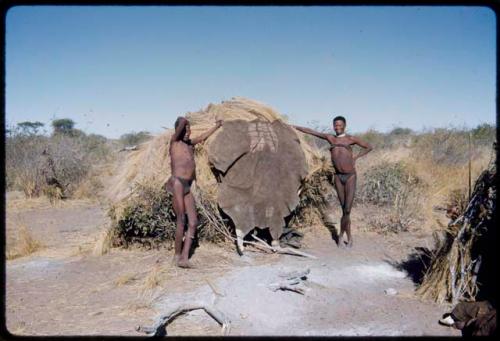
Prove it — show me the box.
[174,117,188,129]
[333,116,346,124]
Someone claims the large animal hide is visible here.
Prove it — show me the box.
[208,119,307,241]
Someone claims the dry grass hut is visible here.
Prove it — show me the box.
[102,97,335,251]
[417,149,497,305]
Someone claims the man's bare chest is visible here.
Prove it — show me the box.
[170,142,194,159]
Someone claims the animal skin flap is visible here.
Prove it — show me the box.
[208,119,307,240]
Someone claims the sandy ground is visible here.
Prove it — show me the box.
[5,193,460,336]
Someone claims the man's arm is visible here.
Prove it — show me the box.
[291,125,330,141]
[190,120,223,145]
[351,136,373,160]
[171,117,188,142]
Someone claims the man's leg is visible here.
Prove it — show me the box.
[178,192,199,267]
[171,180,186,264]
[343,174,356,248]
[333,175,346,247]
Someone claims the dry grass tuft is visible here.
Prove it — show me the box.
[141,265,162,291]
[114,272,140,287]
[92,226,115,256]
[6,224,44,260]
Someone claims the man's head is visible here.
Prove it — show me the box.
[333,116,346,136]
[174,117,191,141]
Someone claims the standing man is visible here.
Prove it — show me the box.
[166,116,222,267]
[292,116,372,248]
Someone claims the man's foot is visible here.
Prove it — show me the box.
[176,259,195,269]
[346,239,353,248]
[337,236,345,248]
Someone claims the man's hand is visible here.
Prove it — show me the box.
[190,119,223,145]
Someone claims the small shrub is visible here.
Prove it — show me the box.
[359,161,424,233]
[389,127,414,136]
[5,129,110,199]
[119,131,152,147]
[358,161,421,206]
[356,129,389,149]
[6,225,43,260]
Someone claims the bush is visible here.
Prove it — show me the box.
[412,128,470,165]
[471,123,496,146]
[358,161,424,233]
[80,133,112,163]
[5,133,50,196]
[119,131,152,147]
[6,118,113,199]
[389,127,414,136]
[5,129,110,198]
[46,134,90,196]
[358,161,421,206]
[355,129,388,149]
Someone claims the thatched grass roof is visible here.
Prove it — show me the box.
[105,97,327,219]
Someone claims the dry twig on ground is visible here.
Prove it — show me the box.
[136,304,231,336]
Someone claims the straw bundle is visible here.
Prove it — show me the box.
[417,155,496,304]
[104,97,328,248]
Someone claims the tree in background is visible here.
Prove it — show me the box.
[471,123,496,146]
[52,118,75,136]
[17,121,45,136]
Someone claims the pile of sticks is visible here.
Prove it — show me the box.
[268,268,311,295]
[246,234,317,259]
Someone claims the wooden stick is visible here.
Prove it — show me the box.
[205,278,225,297]
[251,234,272,247]
[468,132,472,201]
[247,237,317,259]
[244,241,273,253]
[136,304,231,336]
[269,284,305,295]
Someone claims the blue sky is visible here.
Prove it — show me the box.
[6,6,496,138]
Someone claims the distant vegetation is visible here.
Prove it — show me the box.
[119,131,152,147]
[5,117,496,237]
[5,119,113,200]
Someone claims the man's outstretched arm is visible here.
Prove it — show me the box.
[190,120,223,145]
[171,117,188,142]
[351,136,373,160]
[291,125,330,140]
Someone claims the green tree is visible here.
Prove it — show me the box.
[17,121,45,135]
[471,123,495,145]
[52,118,75,136]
